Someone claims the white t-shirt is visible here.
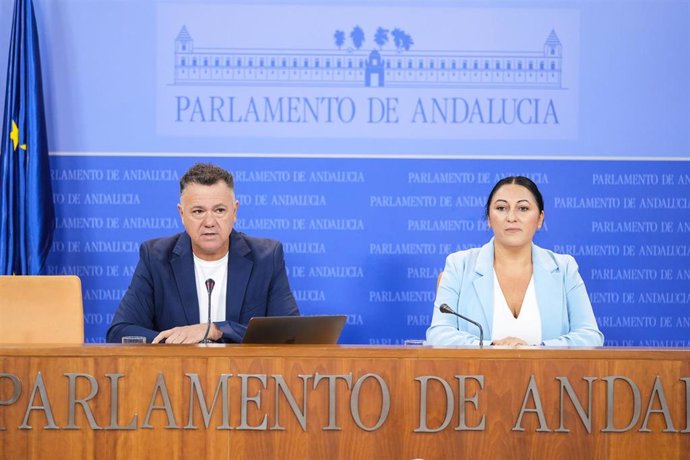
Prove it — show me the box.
[491,271,542,345]
[193,253,228,324]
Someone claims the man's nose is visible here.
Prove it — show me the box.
[202,213,216,226]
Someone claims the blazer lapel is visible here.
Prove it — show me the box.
[532,244,563,339]
[472,240,495,328]
[170,232,200,324]
[227,230,253,324]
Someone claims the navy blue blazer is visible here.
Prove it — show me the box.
[106,230,299,343]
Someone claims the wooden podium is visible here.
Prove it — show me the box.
[1,345,688,459]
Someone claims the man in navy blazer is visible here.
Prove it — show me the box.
[107,163,299,344]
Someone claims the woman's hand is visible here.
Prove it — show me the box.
[491,336,529,347]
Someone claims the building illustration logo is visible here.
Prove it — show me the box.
[173,25,563,89]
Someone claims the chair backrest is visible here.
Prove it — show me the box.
[0,275,84,344]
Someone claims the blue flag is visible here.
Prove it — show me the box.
[0,0,54,275]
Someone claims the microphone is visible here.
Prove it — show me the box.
[200,278,215,343]
[439,304,484,348]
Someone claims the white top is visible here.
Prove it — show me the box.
[491,271,542,345]
[193,253,228,323]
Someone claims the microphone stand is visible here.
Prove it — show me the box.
[439,304,484,348]
[200,278,215,343]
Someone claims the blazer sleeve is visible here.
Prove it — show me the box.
[214,321,248,344]
[426,252,487,347]
[106,243,161,344]
[542,256,605,347]
[266,241,300,316]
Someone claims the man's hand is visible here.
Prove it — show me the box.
[153,323,222,344]
[491,336,529,347]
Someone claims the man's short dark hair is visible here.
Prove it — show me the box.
[179,163,234,194]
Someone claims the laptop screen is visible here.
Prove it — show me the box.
[241,315,347,344]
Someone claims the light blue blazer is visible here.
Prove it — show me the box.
[426,239,604,347]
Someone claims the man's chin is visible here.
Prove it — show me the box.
[193,240,228,259]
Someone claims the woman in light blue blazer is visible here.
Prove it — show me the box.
[426,176,604,347]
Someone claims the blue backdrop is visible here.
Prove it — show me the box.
[1,0,688,345]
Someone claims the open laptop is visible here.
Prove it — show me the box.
[242,315,347,344]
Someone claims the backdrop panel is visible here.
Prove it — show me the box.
[0,0,688,344]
